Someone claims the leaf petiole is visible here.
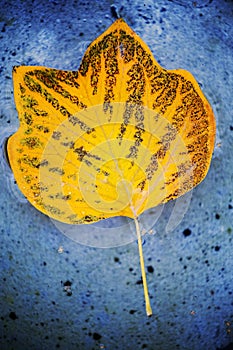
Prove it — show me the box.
[134,215,152,316]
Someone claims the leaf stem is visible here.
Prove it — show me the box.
[134,215,152,316]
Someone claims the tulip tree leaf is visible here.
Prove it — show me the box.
[7,19,216,316]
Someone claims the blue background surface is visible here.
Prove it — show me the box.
[0,0,233,349]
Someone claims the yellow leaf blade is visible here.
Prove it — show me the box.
[8,18,215,224]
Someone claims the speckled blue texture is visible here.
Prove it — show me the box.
[0,1,233,349]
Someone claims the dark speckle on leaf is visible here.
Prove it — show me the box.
[183,228,191,237]
[215,245,221,252]
[215,213,220,219]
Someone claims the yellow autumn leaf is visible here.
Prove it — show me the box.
[7,18,216,316]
